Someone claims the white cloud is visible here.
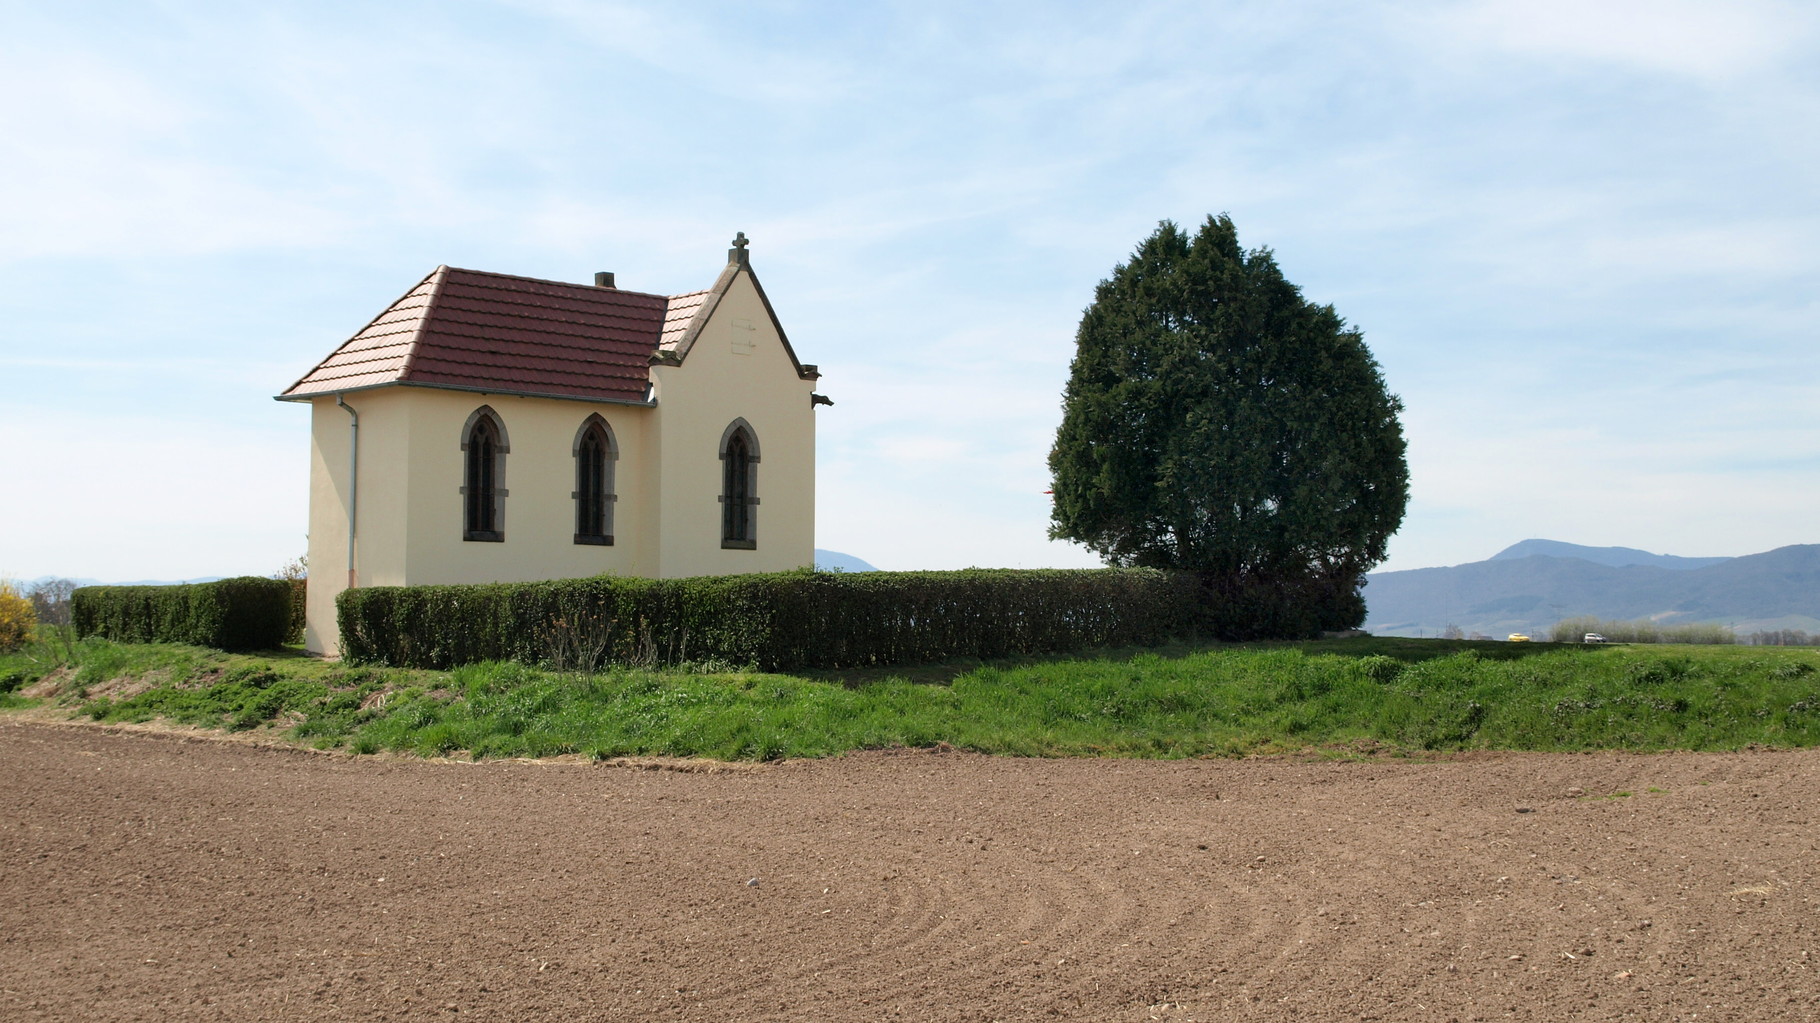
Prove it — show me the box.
[0,47,350,258]
[0,407,307,580]
[1422,0,1814,81]
[3,0,1818,583]
[499,0,859,105]
[0,355,305,391]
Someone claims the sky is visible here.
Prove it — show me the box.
[2,0,1816,583]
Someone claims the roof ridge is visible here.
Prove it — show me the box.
[443,265,668,302]
[397,266,451,383]
[435,293,667,324]
[277,265,442,397]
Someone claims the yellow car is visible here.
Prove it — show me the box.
[1507,633,1531,642]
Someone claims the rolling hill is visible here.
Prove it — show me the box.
[1363,540,1820,638]
[813,549,878,573]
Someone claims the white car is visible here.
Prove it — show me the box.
[1584,633,1607,644]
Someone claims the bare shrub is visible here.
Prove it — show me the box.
[1745,629,1816,647]
[28,578,76,627]
[1548,615,1735,645]
[542,609,616,673]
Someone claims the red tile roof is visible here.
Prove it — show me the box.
[660,289,710,353]
[279,267,695,405]
[279,256,817,404]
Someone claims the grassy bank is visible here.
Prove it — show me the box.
[4,630,1818,760]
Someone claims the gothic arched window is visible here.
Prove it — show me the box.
[574,415,618,545]
[719,419,759,549]
[461,407,508,541]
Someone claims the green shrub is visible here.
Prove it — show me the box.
[1196,570,1367,640]
[285,578,307,646]
[72,577,292,651]
[338,567,1211,671]
[274,557,307,646]
[0,667,33,694]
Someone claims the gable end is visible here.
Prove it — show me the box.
[658,263,820,380]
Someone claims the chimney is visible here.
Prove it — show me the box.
[594,271,616,288]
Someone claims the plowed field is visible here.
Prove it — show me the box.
[3,718,1816,1021]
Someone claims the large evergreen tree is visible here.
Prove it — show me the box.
[1049,215,1408,631]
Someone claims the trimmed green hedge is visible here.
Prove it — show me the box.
[336,568,1208,670]
[72,577,293,652]
[284,577,307,646]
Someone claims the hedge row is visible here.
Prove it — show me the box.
[72,577,293,651]
[283,577,307,646]
[337,568,1212,671]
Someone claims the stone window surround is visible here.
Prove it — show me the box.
[572,413,619,546]
[718,417,760,550]
[459,405,509,542]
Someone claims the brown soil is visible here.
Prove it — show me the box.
[2,719,1816,1022]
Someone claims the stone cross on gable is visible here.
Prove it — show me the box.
[729,231,750,266]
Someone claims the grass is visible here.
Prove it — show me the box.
[4,630,1819,761]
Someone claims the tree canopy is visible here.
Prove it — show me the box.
[1048,215,1408,616]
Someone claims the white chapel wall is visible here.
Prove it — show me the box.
[303,389,413,656]
[303,387,657,656]
[395,387,656,586]
[649,271,818,579]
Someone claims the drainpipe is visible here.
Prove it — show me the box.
[336,394,360,589]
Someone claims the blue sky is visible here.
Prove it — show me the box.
[3,0,1816,583]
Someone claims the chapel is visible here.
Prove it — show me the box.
[277,235,825,656]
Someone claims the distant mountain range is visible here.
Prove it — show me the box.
[1485,539,1732,572]
[23,575,220,589]
[1364,540,1820,638]
[29,557,884,591]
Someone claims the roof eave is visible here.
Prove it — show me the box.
[742,266,819,380]
[275,379,658,408]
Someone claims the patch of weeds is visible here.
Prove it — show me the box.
[322,666,384,688]
[1625,658,1695,687]
[1352,654,1405,683]
[679,657,755,675]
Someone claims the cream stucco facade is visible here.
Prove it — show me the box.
[285,249,822,656]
